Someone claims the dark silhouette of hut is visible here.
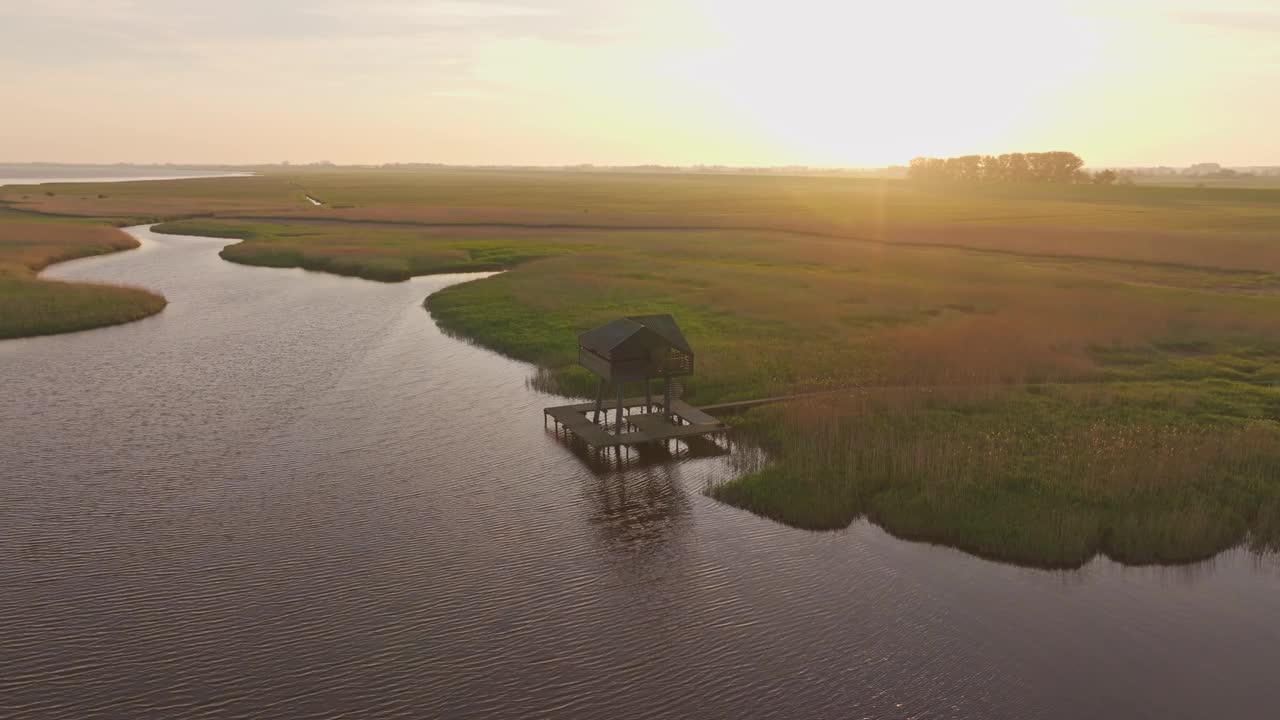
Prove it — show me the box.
[578,314,694,432]
[543,314,725,447]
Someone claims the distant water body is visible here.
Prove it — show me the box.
[0,165,250,188]
[2,226,1279,719]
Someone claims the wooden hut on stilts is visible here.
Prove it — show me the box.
[578,315,694,434]
[543,314,725,447]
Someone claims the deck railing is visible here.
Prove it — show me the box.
[577,347,694,380]
[666,351,693,374]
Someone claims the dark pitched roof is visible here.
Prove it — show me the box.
[578,314,693,357]
[627,314,692,355]
[579,318,644,356]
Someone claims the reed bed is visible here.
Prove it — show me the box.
[0,213,167,338]
[714,387,1280,567]
[0,269,167,338]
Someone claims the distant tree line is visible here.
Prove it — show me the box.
[907,152,1125,185]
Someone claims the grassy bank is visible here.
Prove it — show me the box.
[0,211,166,338]
[9,170,1280,565]
[714,385,1280,567]
[151,219,586,282]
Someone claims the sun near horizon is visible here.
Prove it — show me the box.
[2,0,1278,167]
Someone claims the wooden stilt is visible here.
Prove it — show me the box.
[615,382,625,436]
[645,377,652,413]
[593,381,605,424]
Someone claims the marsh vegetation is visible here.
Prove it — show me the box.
[715,385,1280,567]
[0,210,166,338]
[4,169,1279,565]
[150,219,580,283]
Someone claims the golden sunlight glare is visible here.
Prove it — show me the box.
[671,0,1104,165]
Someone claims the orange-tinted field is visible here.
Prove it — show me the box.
[6,169,1280,274]
[0,212,166,338]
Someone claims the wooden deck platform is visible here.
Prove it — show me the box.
[544,396,727,448]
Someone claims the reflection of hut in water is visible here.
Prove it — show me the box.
[549,420,732,475]
[585,464,692,555]
[544,315,726,447]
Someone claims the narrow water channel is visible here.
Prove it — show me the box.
[2,226,1278,719]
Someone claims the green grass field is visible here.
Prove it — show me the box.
[4,169,1279,565]
[0,209,166,338]
[151,219,585,282]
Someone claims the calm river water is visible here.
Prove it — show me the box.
[3,225,1279,719]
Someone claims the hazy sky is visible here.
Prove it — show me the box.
[3,0,1277,167]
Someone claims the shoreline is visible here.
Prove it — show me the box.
[8,188,1280,571]
[1,224,167,340]
[16,223,1279,572]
